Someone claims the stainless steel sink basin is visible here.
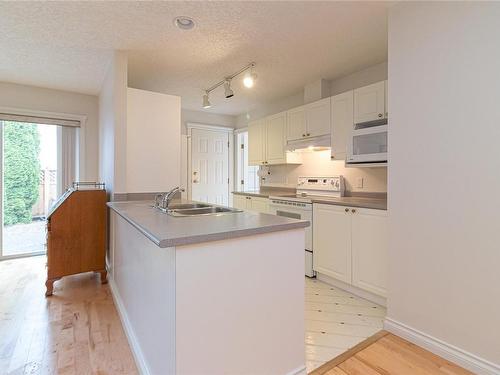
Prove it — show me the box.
[167,203,211,210]
[167,206,242,217]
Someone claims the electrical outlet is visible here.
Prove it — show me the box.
[356,177,364,189]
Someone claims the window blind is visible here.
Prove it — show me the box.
[0,113,80,127]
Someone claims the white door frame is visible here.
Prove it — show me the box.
[186,123,234,205]
[0,106,86,261]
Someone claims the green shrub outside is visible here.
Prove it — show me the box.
[3,121,40,226]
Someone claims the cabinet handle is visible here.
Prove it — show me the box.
[302,134,306,137]
[344,208,349,212]
[378,113,383,118]
[307,133,310,136]
[351,209,356,213]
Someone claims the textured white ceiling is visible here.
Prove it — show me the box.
[0,1,389,115]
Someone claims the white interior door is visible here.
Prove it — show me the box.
[190,128,229,205]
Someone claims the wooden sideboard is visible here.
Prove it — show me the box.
[45,188,107,296]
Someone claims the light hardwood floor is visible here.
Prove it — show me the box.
[1,257,473,375]
[0,256,138,375]
[311,331,473,375]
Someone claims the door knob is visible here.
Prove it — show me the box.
[378,113,383,118]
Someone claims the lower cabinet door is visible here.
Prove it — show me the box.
[351,208,388,297]
[313,204,352,283]
[232,195,247,210]
[249,197,269,214]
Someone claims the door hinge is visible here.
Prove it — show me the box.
[240,144,244,150]
[240,179,244,185]
[227,141,230,148]
[228,178,230,184]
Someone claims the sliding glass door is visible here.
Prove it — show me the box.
[0,121,60,259]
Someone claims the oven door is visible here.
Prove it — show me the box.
[347,125,388,163]
[269,202,312,251]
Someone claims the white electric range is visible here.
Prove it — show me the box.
[268,176,345,277]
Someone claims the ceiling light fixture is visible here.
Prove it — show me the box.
[243,67,257,88]
[201,62,256,109]
[173,16,195,30]
[202,92,211,109]
[224,79,234,98]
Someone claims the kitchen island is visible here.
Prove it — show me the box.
[107,200,309,375]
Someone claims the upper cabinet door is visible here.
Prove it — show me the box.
[286,106,306,141]
[305,97,331,137]
[266,112,287,165]
[353,81,385,125]
[248,120,266,166]
[331,90,353,160]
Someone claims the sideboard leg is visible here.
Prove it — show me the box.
[45,278,59,297]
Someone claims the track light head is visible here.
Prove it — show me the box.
[202,92,211,109]
[224,80,234,98]
[243,67,257,88]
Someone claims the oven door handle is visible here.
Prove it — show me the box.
[275,210,302,220]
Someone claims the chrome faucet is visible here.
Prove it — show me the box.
[161,186,181,209]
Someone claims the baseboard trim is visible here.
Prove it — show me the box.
[286,365,307,375]
[384,317,500,375]
[109,278,150,375]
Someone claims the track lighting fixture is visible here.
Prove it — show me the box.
[202,62,256,109]
[224,80,234,98]
[202,92,211,109]
[243,67,257,88]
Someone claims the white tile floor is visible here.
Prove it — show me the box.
[305,278,386,373]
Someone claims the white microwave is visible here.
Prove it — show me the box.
[346,124,387,164]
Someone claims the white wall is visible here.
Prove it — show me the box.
[0,82,99,181]
[98,51,128,195]
[262,150,387,193]
[181,109,236,134]
[388,2,500,369]
[127,88,180,192]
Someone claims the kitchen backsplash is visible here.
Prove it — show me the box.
[260,150,387,192]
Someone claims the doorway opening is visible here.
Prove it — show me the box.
[235,131,259,192]
[0,121,60,258]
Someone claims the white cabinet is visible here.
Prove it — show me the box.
[249,196,269,213]
[313,204,352,283]
[353,81,386,124]
[286,106,306,141]
[286,98,331,142]
[313,203,388,297]
[248,113,300,166]
[351,208,388,297]
[331,90,353,160]
[232,194,248,210]
[232,194,269,213]
[248,119,266,166]
[265,112,287,165]
[306,97,331,137]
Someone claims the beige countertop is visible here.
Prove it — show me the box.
[107,200,309,248]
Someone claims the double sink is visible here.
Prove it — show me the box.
[156,202,243,217]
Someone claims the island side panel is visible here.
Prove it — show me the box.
[175,229,306,375]
[111,213,176,375]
